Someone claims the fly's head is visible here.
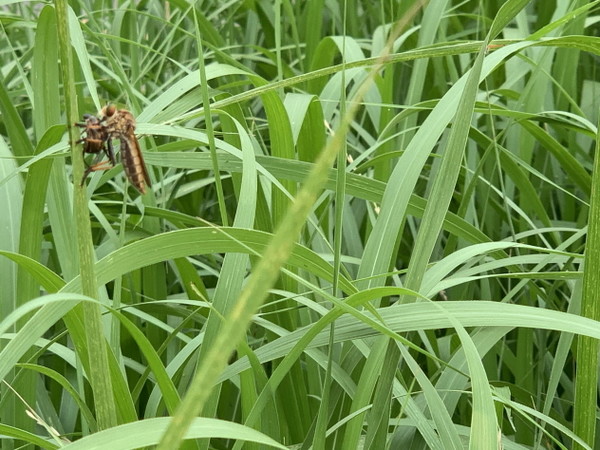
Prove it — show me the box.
[101,104,136,136]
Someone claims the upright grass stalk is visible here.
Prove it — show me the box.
[573,113,600,449]
[54,0,117,429]
[193,7,228,227]
[314,5,349,447]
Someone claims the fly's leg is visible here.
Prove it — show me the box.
[77,137,104,146]
[80,153,115,186]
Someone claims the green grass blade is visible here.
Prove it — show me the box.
[573,113,600,449]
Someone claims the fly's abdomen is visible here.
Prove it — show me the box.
[120,136,152,194]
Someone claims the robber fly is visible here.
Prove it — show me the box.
[76,104,152,194]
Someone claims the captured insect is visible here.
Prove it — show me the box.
[75,113,116,183]
[76,104,152,194]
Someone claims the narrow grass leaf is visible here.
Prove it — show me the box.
[573,113,600,449]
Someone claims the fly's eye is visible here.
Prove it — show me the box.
[104,104,116,117]
[83,114,92,119]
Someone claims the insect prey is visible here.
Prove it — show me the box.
[75,113,116,183]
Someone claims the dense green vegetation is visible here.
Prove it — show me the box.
[1,0,600,448]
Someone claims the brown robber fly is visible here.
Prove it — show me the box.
[101,104,152,194]
[76,104,152,194]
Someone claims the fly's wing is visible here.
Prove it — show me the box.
[105,138,117,166]
[119,135,152,194]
